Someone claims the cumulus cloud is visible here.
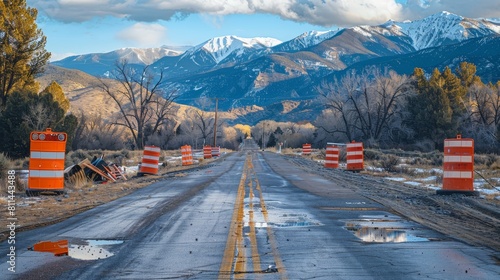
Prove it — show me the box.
[29,0,500,27]
[401,0,500,20]
[116,23,167,47]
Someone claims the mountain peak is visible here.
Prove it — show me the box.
[191,35,282,64]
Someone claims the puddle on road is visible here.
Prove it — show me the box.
[269,213,322,228]
[30,239,124,260]
[344,215,430,243]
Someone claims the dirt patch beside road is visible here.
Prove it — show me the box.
[283,155,500,253]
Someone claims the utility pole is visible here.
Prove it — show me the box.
[213,98,219,147]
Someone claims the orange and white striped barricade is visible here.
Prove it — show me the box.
[346,141,364,172]
[203,145,212,159]
[181,145,193,166]
[302,143,312,156]
[437,135,478,196]
[28,128,67,196]
[211,146,220,157]
[139,145,161,175]
[324,145,339,168]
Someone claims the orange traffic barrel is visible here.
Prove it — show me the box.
[29,240,68,256]
[203,145,212,159]
[28,128,67,195]
[139,145,161,175]
[437,135,478,196]
[346,141,364,171]
[181,145,193,166]
[211,146,221,157]
[302,143,312,156]
[324,145,339,168]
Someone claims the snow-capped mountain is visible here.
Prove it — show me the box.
[50,11,500,113]
[191,35,282,64]
[383,11,500,50]
[273,30,339,52]
[52,46,189,77]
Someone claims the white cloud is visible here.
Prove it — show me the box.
[49,52,77,62]
[116,23,167,47]
[402,0,500,20]
[28,0,500,27]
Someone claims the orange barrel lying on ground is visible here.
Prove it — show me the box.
[28,128,67,195]
[204,145,212,159]
[346,141,364,171]
[139,145,161,175]
[302,143,312,156]
[324,145,339,168]
[438,135,478,196]
[29,240,68,256]
[181,145,193,166]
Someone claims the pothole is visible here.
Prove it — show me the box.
[29,239,124,260]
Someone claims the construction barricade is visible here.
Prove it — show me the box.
[324,144,339,168]
[139,145,161,175]
[211,146,221,157]
[346,141,364,172]
[437,135,478,196]
[28,128,67,196]
[302,143,312,156]
[181,145,193,166]
[204,145,212,159]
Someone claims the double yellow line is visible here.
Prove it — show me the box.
[218,154,287,279]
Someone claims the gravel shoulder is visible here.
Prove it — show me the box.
[282,154,500,254]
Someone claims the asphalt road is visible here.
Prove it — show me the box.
[2,140,499,279]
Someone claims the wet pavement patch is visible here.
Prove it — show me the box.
[29,239,123,260]
[344,215,430,243]
[269,213,322,228]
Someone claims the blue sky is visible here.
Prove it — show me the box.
[26,0,500,61]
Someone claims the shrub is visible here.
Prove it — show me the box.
[0,153,13,179]
[379,154,400,172]
[364,149,383,160]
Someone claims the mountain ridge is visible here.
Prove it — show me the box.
[47,11,500,115]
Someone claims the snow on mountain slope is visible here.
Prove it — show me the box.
[114,47,185,65]
[383,11,500,50]
[189,35,282,64]
[274,30,339,51]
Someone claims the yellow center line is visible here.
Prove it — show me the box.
[219,153,287,279]
[218,156,248,279]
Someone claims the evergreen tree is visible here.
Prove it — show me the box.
[267,133,277,148]
[0,0,50,107]
[41,81,70,112]
[0,91,34,158]
[0,85,76,158]
[405,68,454,146]
[456,62,481,88]
[441,67,466,128]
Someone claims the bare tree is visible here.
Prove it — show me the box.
[22,103,51,131]
[99,60,176,150]
[320,69,414,147]
[73,112,127,150]
[193,109,215,145]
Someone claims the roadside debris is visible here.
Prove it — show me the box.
[65,156,127,185]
